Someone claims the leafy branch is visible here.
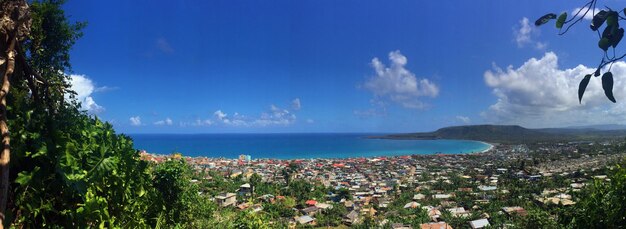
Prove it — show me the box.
[537,0,624,103]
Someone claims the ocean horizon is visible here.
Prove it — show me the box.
[129,133,492,159]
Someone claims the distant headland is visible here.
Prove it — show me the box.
[370,124,626,144]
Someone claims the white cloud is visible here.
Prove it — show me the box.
[306,119,314,124]
[483,52,626,128]
[514,17,547,50]
[206,103,298,127]
[94,86,118,93]
[292,98,301,110]
[214,110,227,120]
[572,7,601,20]
[254,105,296,126]
[129,116,142,126]
[193,119,213,126]
[154,117,173,126]
[179,119,213,127]
[68,74,105,114]
[515,17,533,47]
[363,50,439,109]
[456,116,471,124]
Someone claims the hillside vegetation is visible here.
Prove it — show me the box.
[376,125,626,143]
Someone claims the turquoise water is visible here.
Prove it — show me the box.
[129,133,491,159]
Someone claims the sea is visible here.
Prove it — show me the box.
[129,133,492,160]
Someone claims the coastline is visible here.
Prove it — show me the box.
[478,141,495,153]
[133,133,496,160]
[139,139,496,161]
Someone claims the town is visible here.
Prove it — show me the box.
[140,140,626,229]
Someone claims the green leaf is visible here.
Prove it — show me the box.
[591,10,609,31]
[556,12,567,29]
[15,167,40,186]
[599,37,611,51]
[579,74,592,103]
[607,11,619,27]
[602,72,616,103]
[535,13,557,26]
[602,24,618,39]
[612,28,624,48]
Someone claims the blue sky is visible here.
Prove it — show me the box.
[62,0,626,133]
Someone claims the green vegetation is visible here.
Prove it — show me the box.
[377,124,626,144]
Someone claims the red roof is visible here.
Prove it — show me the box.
[305,200,317,206]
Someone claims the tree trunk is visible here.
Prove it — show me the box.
[0,32,16,229]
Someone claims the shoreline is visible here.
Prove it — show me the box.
[139,141,496,161]
[478,141,495,153]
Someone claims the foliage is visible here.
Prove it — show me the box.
[316,203,347,227]
[560,165,626,228]
[537,0,626,103]
[5,1,159,227]
[513,208,560,229]
[10,109,154,227]
[151,159,204,227]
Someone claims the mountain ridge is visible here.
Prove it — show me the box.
[374,124,626,143]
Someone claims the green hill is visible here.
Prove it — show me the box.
[375,125,626,143]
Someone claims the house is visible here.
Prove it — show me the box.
[477,185,497,191]
[469,218,490,229]
[305,200,318,206]
[238,183,252,196]
[424,207,442,221]
[215,193,236,207]
[344,200,355,210]
[404,201,420,209]
[391,223,413,229]
[413,193,426,200]
[535,197,576,206]
[502,206,528,217]
[343,210,359,226]
[301,206,319,216]
[446,207,469,217]
[360,207,377,217]
[315,203,332,210]
[296,215,316,225]
[433,193,453,199]
[420,222,453,229]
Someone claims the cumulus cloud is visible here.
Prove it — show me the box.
[292,98,301,110]
[514,17,546,50]
[154,117,173,126]
[483,52,626,127]
[456,116,471,124]
[129,116,142,126]
[363,50,439,110]
[68,74,105,114]
[254,105,296,126]
[214,110,227,121]
[207,102,299,127]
